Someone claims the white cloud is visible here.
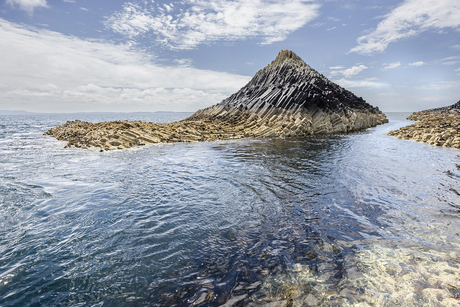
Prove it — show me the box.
[329,65,344,70]
[418,80,460,90]
[452,44,460,50]
[350,0,460,54]
[383,62,401,70]
[455,68,460,71]
[63,0,75,2]
[6,0,47,14]
[163,4,173,12]
[366,5,385,10]
[438,56,460,66]
[330,65,368,78]
[409,61,425,66]
[334,78,389,88]
[0,18,251,112]
[326,27,336,31]
[311,22,324,28]
[342,65,368,77]
[105,0,321,49]
[173,59,194,67]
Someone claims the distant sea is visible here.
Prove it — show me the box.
[1,112,459,306]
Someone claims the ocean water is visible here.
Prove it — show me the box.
[0,112,459,306]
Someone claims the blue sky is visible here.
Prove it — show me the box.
[0,0,459,113]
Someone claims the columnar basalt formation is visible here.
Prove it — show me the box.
[407,100,460,121]
[45,50,388,150]
[387,100,460,148]
[44,119,255,151]
[186,50,388,137]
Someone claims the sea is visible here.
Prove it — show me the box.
[0,112,459,306]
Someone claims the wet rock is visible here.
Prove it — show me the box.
[387,100,460,149]
[45,50,388,150]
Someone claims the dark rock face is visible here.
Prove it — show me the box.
[45,50,388,150]
[187,50,388,137]
[450,100,460,110]
[425,99,460,112]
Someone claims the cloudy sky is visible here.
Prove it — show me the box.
[1,0,459,112]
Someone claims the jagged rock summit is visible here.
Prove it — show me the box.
[45,50,388,150]
[187,50,388,137]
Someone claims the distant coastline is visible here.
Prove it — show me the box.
[0,110,38,115]
[0,110,191,115]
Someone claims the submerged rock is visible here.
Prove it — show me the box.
[388,100,460,148]
[45,50,388,150]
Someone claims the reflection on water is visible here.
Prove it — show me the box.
[0,113,459,306]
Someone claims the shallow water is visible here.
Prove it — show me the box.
[0,112,459,306]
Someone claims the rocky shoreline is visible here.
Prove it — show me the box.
[387,101,460,148]
[43,111,285,151]
[45,50,388,151]
[45,108,385,151]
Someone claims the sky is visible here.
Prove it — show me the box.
[0,0,459,113]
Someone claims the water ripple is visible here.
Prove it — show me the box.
[1,113,460,306]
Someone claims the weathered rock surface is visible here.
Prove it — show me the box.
[45,50,388,150]
[407,100,460,121]
[387,100,460,148]
[187,50,388,137]
[44,119,255,151]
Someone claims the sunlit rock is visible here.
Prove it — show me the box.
[187,50,388,137]
[45,50,388,150]
[388,100,460,148]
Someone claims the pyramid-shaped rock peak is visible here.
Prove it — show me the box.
[44,50,389,151]
[187,50,388,137]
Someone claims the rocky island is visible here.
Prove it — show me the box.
[45,50,388,150]
[387,100,460,148]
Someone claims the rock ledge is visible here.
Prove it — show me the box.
[387,100,460,148]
